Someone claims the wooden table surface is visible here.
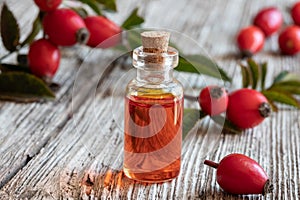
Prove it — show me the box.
[0,0,300,199]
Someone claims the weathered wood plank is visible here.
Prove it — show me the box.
[0,0,300,199]
[0,0,142,190]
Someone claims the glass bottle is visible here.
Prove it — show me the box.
[123,31,184,183]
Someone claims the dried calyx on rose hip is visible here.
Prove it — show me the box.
[198,85,228,116]
[204,153,273,195]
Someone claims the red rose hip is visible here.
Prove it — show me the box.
[204,153,272,195]
[28,39,60,79]
[43,8,89,46]
[291,2,300,26]
[84,16,122,48]
[227,88,271,129]
[198,85,228,116]
[34,0,62,11]
[278,25,300,55]
[253,7,283,37]
[237,26,265,57]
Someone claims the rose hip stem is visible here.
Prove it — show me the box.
[184,94,198,101]
[204,160,219,168]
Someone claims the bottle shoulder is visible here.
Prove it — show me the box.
[126,78,183,98]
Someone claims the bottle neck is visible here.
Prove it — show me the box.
[133,46,179,84]
[136,69,173,84]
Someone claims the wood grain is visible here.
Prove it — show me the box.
[0,0,300,199]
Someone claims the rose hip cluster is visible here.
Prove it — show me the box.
[198,86,271,129]
[28,0,122,81]
[237,2,300,56]
[200,89,273,194]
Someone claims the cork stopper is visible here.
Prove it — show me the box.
[141,31,170,53]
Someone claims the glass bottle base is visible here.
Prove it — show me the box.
[123,167,180,183]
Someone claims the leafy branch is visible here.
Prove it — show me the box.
[0,2,145,102]
[0,0,232,103]
[182,59,300,136]
[240,59,300,110]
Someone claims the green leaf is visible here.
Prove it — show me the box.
[211,115,243,134]
[183,108,206,140]
[280,72,300,82]
[269,81,300,95]
[273,70,289,83]
[21,13,41,47]
[216,68,232,83]
[77,0,102,15]
[113,30,140,51]
[0,63,30,73]
[261,62,267,91]
[270,72,300,94]
[262,90,300,108]
[247,59,260,90]
[267,99,279,112]
[95,0,117,12]
[121,8,145,30]
[71,7,89,18]
[126,29,143,49]
[0,3,20,52]
[239,64,250,88]
[176,55,232,82]
[0,72,55,102]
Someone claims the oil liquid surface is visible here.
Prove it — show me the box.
[124,93,183,182]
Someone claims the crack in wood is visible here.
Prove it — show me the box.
[0,117,71,190]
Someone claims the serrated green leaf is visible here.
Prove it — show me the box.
[121,8,144,30]
[21,13,41,47]
[262,90,300,108]
[261,62,267,90]
[183,108,206,140]
[95,0,117,12]
[0,63,30,73]
[0,72,55,102]
[77,0,102,15]
[273,70,289,83]
[211,115,243,134]
[247,59,260,90]
[1,3,20,52]
[240,64,250,88]
[269,80,300,95]
[176,55,232,82]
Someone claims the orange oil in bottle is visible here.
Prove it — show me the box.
[124,93,183,182]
